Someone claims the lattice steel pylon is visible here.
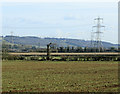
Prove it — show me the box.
[92,17,105,51]
[11,31,14,49]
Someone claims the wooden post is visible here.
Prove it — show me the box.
[47,44,50,60]
[47,43,52,60]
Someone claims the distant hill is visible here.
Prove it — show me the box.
[3,36,118,48]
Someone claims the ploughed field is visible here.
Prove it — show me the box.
[2,61,118,92]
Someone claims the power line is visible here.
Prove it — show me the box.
[2,24,90,29]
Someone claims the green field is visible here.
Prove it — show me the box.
[2,60,118,92]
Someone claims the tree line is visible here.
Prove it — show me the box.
[2,43,119,53]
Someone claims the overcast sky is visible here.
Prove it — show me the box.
[0,0,118,2]
[1,1,118,44]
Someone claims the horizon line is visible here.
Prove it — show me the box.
[2,35,118,45]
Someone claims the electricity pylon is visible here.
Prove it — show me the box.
[92,17,105,51]
[11,31,14,49]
